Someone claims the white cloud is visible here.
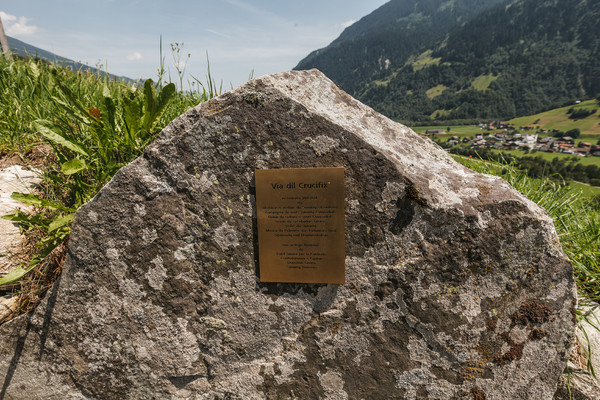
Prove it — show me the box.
[205,29,233,39]
[342,19,356,29]
[127,51,142,61]
[0,11,39,36]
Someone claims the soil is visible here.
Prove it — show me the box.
[0,144,54,170]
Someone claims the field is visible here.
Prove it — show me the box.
[412,125,483,137]
[471,73,499,91]
[488,149,600,167]
[410,50,441,72]
[413,102,600,193]
[426,84,448,99]
[415,99,600,138]
[508,99,600,135]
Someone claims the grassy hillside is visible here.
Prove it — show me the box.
[7,35,135,84]
[413,99,600,138]
[413,100,600,190]
[508,100,600,135]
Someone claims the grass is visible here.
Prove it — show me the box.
[569,181,600,197]
[430,109,452,119]
[426,84,448,99]
[0,51,220,313]
[412,125,484,137]
[508,100,600,135]
[373,79,391,87]
[471,73,499,91]
[487,149,600,168]
[410,49,442,72]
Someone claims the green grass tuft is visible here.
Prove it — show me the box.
[0,52,220,311]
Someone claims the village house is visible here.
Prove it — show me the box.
[557,143,574,154]
[447,136,460,146]
[519,144,533,151]
[521,133,538,144]
[561,136,575,144]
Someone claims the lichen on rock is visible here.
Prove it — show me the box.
[0,70,576,399]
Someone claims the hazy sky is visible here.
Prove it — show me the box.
[1,1,388,89]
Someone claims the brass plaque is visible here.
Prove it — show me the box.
[255,167,345,284]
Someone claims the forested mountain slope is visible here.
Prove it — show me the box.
[296,0,505,97]
[295,0,600,122]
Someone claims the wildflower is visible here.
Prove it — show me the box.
[88,108,101,120]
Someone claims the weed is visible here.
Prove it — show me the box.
[0,46,220,313]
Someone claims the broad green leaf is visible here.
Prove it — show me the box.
[123,95,141,138]
[103,95,117,132]
[11,192,75,213]
[141,80,175,132]
[61,158,87,175]
[1,210,30,223]
[142,79,156,129]
[0,265,35,286]
[48,213,74,233]
[34,120,89,157]
[152,83,176,130]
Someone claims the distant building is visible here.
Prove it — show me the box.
[522,134,538,144]
[562,136,575,144]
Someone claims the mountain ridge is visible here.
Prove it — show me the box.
[6,35,135,83]
[296,0,507,97]
[295,0,600,123]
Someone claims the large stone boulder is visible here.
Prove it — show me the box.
[0,70,576,399]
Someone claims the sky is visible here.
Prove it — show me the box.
[1,0,389,90]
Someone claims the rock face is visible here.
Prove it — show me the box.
[553,300,600,400]
[0,70,576,399]
[0,165,41,275]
